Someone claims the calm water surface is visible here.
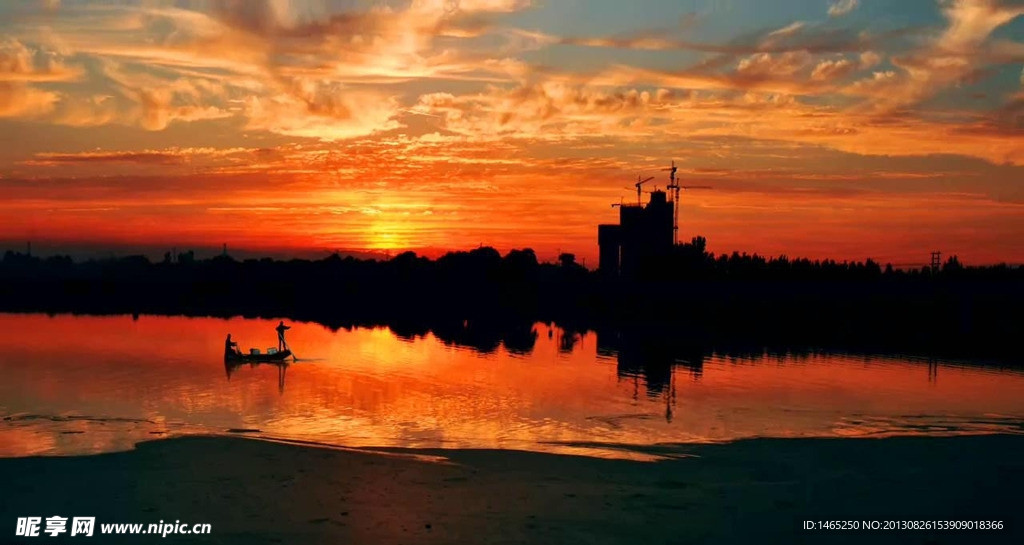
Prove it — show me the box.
[0,313,1022,459]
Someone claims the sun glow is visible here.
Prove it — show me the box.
[367,228,409,251]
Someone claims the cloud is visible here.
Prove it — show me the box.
[736,52,813,78]
[847,70,900,95]
[859,51,882,69]
[2,1,535,135]
[243,84,403,140]
[204,0,529,35]
[828,0,860,18]
[845,0,1024,110]
[0,39,77,118]
[765,21,806,41]
[811,58,856,81]
[0,82,58,117]
[0,39,81,83]
[556,23,892,56]
[136,89,232,131]
[90,58,235,130]
[415,83,688,139]
[23,147,259,166]
[412,74,1024,165]
[1,0,1022,165]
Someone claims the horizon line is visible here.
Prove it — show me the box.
[3,239,1021,270]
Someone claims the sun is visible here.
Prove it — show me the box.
[366,219,413,251]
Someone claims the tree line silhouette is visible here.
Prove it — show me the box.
[1,237,1021,359]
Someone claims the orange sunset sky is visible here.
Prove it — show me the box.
[0,0,1022,265]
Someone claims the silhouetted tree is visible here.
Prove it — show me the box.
[943,255,963,273]
[0,237,1021,360]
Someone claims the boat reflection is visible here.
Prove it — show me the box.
[225,359,289,395]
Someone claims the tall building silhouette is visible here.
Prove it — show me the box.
[598,190,673,277]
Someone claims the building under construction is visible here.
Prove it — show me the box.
[598,191,673,277]
[599,163,708,277]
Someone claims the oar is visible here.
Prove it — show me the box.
[284,339,298,362]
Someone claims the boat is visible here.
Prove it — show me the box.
[224,349,292,363]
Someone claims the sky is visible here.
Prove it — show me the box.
[0,0,1021,265]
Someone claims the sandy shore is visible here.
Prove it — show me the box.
[2,434,1021,544]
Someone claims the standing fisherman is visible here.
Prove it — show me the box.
[275,321,291,351]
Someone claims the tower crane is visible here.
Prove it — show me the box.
[664,161,711,245]
[632,175,655,206]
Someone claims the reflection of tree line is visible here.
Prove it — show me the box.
[387,318,540,355]
[1,240,1022,360]
[222,319,1013,401]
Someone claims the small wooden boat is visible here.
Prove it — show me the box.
[225,349,292,363]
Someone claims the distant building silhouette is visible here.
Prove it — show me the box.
[598,190,673,277]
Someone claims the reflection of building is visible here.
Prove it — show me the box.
[596,328,704,397]
[598,190,674,277]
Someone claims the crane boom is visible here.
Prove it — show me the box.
[633,175,655,205]
[664,161,712,245]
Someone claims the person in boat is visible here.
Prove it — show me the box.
[275,321,290,351]
[225,334,240,357]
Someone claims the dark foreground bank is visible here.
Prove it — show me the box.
[1,434,1021,544]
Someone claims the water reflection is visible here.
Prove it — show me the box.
[597,328,706,397]
[225,360,289,395]
[0,313,1022,459]
[388,318,541,355]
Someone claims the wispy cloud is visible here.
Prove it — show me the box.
[828,0,859,18]
[0,39,79,118]
[2,1,535,135]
